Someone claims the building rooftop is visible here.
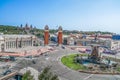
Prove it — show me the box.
[0,35,36,39]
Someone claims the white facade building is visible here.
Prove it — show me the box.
[105,40,120,50]
[0,35,37,52]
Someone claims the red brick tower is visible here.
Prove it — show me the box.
[58,26,63,45]
[44,25,49,46]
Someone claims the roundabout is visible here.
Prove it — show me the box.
[13,46,120,80]
[48,47,120,80]
[61,53,120,75]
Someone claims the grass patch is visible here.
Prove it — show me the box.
[61,54,86,70]
[117,67,120,72]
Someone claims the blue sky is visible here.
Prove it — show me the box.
[0,0,120,33]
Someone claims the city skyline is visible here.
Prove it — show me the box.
[0,0,120,33]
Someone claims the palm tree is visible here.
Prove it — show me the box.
[22,70,34,80]
[38,67,59,80]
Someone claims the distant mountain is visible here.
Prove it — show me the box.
[0,25,113,35]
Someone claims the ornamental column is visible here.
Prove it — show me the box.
[16,37,18,48]
[58,26,63,46]
[44,25,49,46]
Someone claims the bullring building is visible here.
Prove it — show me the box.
[0,35,37,52]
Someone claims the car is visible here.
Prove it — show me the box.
[2,69,11,75]
[103,50,117,55]
[62,46,65,49]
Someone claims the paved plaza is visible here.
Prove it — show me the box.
[0,46,120,80]
[12,46,120,80]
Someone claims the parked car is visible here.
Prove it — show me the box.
[103,50,117,55]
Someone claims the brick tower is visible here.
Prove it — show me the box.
[44,25,49,46]
[58,26,63,46]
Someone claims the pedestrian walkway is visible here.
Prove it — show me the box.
[0,46,56,57]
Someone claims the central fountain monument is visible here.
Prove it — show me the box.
[75,45,114,65]
[74,44,119,74]
[87,46,101,64]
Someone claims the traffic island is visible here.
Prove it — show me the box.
[61,54,120,75]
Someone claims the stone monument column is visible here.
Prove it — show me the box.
[16,37,18,48]
[31,36,33,46]
[58,26,63,46]
[44,25,49,46]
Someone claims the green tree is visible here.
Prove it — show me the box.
[38,67,59,80]
[22,70,34,80]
